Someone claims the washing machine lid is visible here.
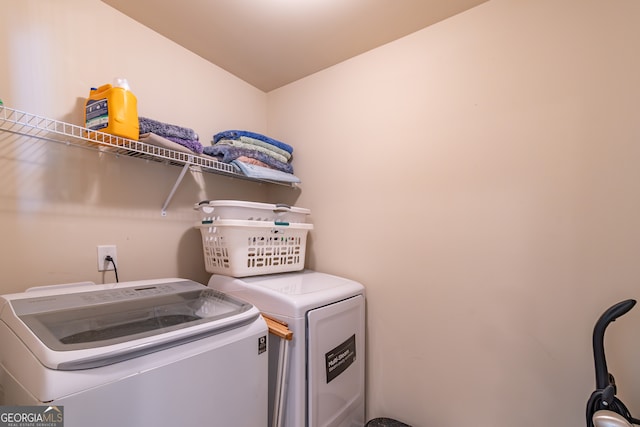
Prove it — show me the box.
[209,270,364,318]
[0,278,259,370]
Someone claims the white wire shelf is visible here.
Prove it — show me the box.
[0,106,296,215]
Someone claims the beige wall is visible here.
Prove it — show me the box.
[268,0,640,426]
[3,0,640,426]
[0,0,298,292]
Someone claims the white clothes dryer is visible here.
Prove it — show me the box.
[0,278,268,427]
[208,270,365,427]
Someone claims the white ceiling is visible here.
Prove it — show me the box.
[101,0,488,92]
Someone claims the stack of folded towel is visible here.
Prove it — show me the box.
[139,117,203,154]
[203,130,299,182]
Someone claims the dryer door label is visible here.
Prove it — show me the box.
[325,334,356,383]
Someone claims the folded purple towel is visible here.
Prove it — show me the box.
[166,136,203,154]
[139,117,199,141]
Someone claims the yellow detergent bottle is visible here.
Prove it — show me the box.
[85,78,139,140]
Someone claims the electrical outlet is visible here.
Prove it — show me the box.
[97,245,117,271]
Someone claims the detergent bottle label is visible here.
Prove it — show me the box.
[85,98,109,130]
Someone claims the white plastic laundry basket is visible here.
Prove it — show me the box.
[197,219,314,277]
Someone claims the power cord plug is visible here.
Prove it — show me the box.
[104,255,119,282]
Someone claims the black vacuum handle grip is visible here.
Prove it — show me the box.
[593,299,636,390]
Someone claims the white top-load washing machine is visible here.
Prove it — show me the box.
[0,278,268,427]
[208,270,365,427]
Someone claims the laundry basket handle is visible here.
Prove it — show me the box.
[273,203,292,213]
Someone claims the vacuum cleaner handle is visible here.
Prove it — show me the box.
[593,299,636,390]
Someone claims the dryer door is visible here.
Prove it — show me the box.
[307,294,365,427]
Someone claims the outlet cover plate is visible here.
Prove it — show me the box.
[97,245,117,271]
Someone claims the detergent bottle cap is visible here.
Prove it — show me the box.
[113,78,131,91]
